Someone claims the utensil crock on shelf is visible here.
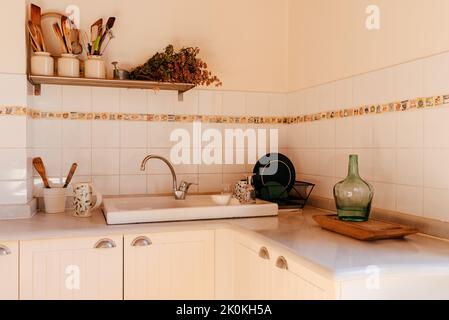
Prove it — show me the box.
[43,186,66,214]
[84,55,106,79]
[31,52,54,76]
[57,53,80,77]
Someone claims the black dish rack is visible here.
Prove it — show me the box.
[257,181,315,210]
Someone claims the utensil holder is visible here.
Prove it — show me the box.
[58,54,80,77]
[84,55,106,79]
[31,52,54,76]
[43,187,66,214]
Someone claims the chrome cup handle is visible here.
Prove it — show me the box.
[94,238,117,249]
[131,236,152,247]
[0,245,11,256]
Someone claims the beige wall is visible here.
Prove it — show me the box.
[32,0,289,92]
[289,0,449,91]
[0,0,26,74]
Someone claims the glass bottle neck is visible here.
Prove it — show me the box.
[348,155,360,177]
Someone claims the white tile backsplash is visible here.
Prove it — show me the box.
[0,116,27,148]
[120,121,147,148]
[222,91,246,116]
[92,149,120,175]
[120,175,147,195]
[62,121,91,148]
[92,121,120,149]
[198,91,223,116]
[92,87,120,113]
[120,88,148,113]
[62,86,92,112]
[246,92,270,116]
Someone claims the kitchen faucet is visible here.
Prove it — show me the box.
[140,155,196,200]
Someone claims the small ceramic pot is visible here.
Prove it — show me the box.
[43,187,66,214]
[58,54,80,78]
[84,55,106,79]
[31,52,54,76]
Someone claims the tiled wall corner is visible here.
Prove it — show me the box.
[286,51,449,223]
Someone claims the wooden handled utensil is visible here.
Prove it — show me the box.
[61,16,72,54]
[30,4,41,27]
[32,157,51,189]
[63,163,78,188]
[98,17,116,52]
[52,23,68,53]
[27,21,42,52]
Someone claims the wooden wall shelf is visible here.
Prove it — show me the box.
[28,75,196,101]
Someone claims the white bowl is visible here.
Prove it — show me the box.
[211,194,232,206]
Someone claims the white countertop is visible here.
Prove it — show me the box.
[1,206,449,279]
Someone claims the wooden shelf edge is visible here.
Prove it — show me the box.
[28,75,196,101]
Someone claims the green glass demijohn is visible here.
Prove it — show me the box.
[333,154,374,222]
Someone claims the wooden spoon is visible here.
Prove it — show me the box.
[98,17,116,51]
[27,21,42,51]
[52,23,68,53]
[61,16,72,54]
[32,157,51,189]
[63,163,78,188]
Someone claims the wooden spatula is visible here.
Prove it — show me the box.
[61,16,72,54]
[30,4,41,27]
[98,17,116,50]
[32,157,51,189]
[63,163,78,188]
[52,23,68,53]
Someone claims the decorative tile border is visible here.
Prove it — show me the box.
[2,92,449,124]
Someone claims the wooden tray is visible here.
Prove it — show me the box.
[313,215,419,241]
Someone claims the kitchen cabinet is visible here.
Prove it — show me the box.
[232,233,333,300]
[0,241,19,300]
[124,230,214,300]
[20,235,123,300]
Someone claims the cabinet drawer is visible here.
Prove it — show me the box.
[124,230,214,300]
[0,241,18,300]
[20,235,123,300]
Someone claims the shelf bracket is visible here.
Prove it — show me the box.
[177,91,184,102]
[34,83,41,96]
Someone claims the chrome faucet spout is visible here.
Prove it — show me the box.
[141,155,178,192]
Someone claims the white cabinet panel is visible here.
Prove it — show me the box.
[20,236,123,300]
[124,230,214,300]
[232,233,332,300]
[0,241,18,300]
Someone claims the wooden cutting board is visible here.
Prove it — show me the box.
[313,215,419,241]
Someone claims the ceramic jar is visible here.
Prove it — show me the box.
[31,52,54,76]
[58,54,80,77]
[84,55,106,79]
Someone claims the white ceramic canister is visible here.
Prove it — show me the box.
[84,55,106,79]
[58,53,80,77]
[31,52,54,76]
[43,186,67,214]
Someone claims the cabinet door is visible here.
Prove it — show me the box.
[233,235,273,300]
[232,233,333,300]
[124,230,214,300]
[0,241,19,300]
[20,235,123,300]
[270,253,328,300]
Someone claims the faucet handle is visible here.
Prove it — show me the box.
[179,181,198,192]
